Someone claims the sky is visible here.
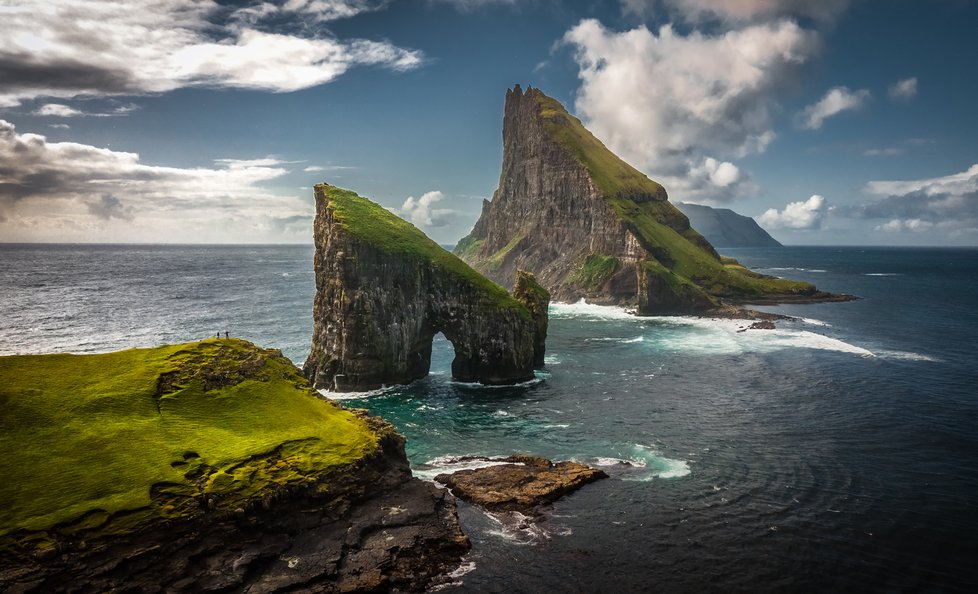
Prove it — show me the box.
[1,0,976,246]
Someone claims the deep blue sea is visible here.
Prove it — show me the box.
[2,244,977,592]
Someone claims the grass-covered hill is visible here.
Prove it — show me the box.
[0,339,379,558]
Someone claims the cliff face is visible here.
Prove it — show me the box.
[456,86,824,314]
[0,340,469,592]
[304,185,547,392]
[675,202,782,248]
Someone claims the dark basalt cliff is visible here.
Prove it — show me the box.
[303,184,548,392]
[675,202,782,248]
[0,341,469,593]
[456,85,843,314]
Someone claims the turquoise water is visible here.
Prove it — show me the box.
[2,245,976,591]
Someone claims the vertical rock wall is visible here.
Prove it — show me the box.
[303,185,548,392]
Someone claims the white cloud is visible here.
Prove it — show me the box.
[0,119,311,242]
[562,18,818,202]
[875,218,932,233]
[888,77,918,100]
[399,190,459,228]
[797,86,870,130]
[758,194,827,229]
[865,164,978,198]
[34,103,83,117]
[34,101,140,118]
[863,147,904,157]
[620,0,850,23]
[304,166,325,172]
[0,0,422,107]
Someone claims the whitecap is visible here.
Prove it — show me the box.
[876,349,941,362]
[412,455,516,481]
[865,273,901,276]
[800,318,832,327]
[449,377,544,389]
[317,386,398,401]
[549,299,635,320]
[626,445,691,480]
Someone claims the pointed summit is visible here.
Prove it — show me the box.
[455,87,842,314]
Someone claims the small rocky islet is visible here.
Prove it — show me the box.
[0,85,851,591]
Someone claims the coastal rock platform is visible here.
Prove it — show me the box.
[435,455,608,514]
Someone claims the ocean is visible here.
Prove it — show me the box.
[2,244,977,592]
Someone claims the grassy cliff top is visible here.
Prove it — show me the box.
[527,89,814,299]
[0,339,378,553]
[532,91,667,202]
[318,184,529,317]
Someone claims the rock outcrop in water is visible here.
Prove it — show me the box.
[435,455,607,514]
[303,184,548,392]
[0,340,469,592]
[456,85,848,314]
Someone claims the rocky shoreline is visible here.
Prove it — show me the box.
[0,413,469,593]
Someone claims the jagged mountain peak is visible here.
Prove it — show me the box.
[456,86,828,314]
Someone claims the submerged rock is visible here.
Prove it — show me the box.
[435,455,607,513]
[303,184,547,392]
[0,340,469,592]
[456,85,851,314]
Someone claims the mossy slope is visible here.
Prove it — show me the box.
[321,184,528,317]
[530,90,815,303]
[0,339,377,555]
[456,86,816,313]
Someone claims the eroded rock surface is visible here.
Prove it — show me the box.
[456,85,852,314]
[1,415,469,593]
[435,455,607,513]
[303,185,547,392]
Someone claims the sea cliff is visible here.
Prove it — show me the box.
[304,184,548,392]
[456,85,847,314]
[0,339,468,592]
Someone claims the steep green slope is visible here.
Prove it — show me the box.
[323,184,529,318]
[531,91,815,303]
[0,339,377,555]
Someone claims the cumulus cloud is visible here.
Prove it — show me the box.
[888,77,918,101]
[34,102,139,118]
[399,191,460,228]
[0,119,311,242]
[758,194,827,229]
[0,0,422,107]
[796,86,870,130]
[851,165,978,235]
[562,18,818,202]
[620,0,850,23]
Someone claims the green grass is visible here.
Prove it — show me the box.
[535,93,666,201]
[530,90,815,301]
[0,339,378,553]
[319,184,528,318]
[569,254,619,290]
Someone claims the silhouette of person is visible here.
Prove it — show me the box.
[224,331,229,339]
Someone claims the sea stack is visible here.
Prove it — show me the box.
[456,85,833,314]
[304,184,548,392]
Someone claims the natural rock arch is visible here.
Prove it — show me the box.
[303,185,549,392]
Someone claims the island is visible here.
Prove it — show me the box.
[674,202,782,248]
[303,184,549,392]
[0,339,469,592]
[456,85,851,315]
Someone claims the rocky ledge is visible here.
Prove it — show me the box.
[435,455,607,514]
[303,184,549,392]
[0,340,469,592]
